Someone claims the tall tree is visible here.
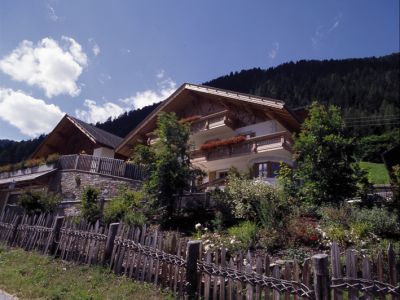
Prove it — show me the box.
[293,102,367,205]
[132,112,193,224]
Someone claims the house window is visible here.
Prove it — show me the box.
[254,161,281,178]
[256,162,269,178]
[217,171,229,179]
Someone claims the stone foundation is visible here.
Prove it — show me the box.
[49,170,142,216]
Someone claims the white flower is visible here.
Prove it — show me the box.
[204,227,208,232]
[195,223,202,230]
[230,239,236,244]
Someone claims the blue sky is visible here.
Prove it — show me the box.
[0,0,398,141]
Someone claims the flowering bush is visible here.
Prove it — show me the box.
[46,153,60,164]
[287,216,320,246]
[24,158,46,168]
[0,164,12,172]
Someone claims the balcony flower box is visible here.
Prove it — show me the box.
[200,135,246,151]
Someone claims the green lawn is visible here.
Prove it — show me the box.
[359,161,390,184]
[0,247,172,300]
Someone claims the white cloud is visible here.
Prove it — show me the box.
[0,36,87,98]
[120,77,176,109]
[75,73,176,124]
[156,69,165,79]
[88,38,101,56]
[98,73,111,85]
[75,99,125,124]
[312,13,343,50]
[0,88,64,137]
[47,4,59,22]
[268,42,279,60]
[328,13,343,32]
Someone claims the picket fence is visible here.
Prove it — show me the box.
[0,212,398,300]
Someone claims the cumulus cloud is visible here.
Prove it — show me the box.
[268,42,279,60]
[0,88,64,137]
[75,99,125,124]
[76,73,176,124]
[120,77,176,110]
[0,36,87,98]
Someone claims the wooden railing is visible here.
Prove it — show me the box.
[58,154,146,180]
[191,131,293,161]
[190,110,236,134]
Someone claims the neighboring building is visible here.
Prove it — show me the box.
[116,83,303,190]
[31,114,123,159]
[0,115,143,216]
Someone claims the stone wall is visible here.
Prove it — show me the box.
[49,170,142,215]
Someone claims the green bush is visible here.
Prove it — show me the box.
[18,190,61,214]
[352,207,399,236]
[224,172,287,229]
[227,221,258,249]
[103,188,146,226]
[81,187,102,224]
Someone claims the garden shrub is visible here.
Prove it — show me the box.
[258,228,287,251]
[81,187,102,224]
[103,188,146,226]
[224,172,287,229]
[210,188,235,231]
[227,221,258,249]
[352,206,399,236]
[18,190,61,214]
[287,216,319,246]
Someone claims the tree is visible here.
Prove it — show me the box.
[81,186,102,223]
[293,102,367,205]
[132,112,193,224]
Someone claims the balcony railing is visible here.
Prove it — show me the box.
[58,154,146,180]
[190,110,236,134]
[0,155,146,181]
[190,131,293,161]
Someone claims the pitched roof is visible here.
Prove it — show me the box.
[115,83,302,157]
[67,116,123,149]
[31,114,123,158]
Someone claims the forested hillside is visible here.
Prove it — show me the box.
[0,53,398,165]
[204,53,399,136]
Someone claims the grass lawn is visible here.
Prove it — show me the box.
[359,161,390,184]
[0,247,172,300]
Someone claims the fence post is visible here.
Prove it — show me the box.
[9,215,22,246]
[312,254,330,300]
[103,222,119,265]
[49,216,64,255]
[186,240,201,299]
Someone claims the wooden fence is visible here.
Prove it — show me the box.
[0,212,398,300]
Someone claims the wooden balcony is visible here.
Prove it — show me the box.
[190,131,293,162]
[58,155,146,180]
[190,110,236,135]
[0,155,146,182]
